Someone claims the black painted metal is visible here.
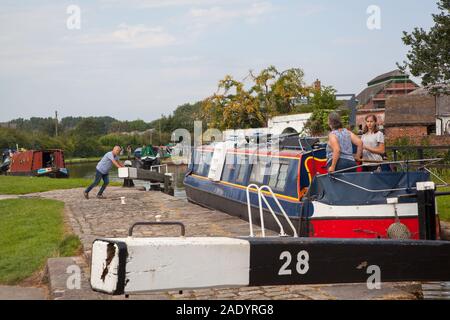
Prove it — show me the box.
[122,178,135,188]
[122,167,173,194]
[417,189,437,240]
[128,221,186,237]
[114,241,128,295]
[244,237,450,286]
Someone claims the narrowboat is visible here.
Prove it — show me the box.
[8,149,69,178]
[184,136,440,239]
[0,150,11,174]
[135,145,161,169]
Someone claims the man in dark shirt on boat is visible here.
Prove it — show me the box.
[84,146,124,199]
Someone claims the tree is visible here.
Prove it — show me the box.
[202,75,265,130]
[171,102,204,132]
[202,67,310,130]
[10,117,55,136]
[249,66,310,117]
[399,0,450,91]
[109,120,149,133]
[303,86,342,136]
[72,118,109,137]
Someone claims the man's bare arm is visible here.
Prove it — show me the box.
[112,159,123,168]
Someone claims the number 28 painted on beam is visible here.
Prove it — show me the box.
[278,250,310,276]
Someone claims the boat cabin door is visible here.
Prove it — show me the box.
[43,151,56,168]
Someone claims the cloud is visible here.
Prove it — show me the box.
[78,24,177,48]
[99,0,256,9]
[332,36,369,46]
[161,55,203,64]
[186,1,274,30]
[297,4,327,17]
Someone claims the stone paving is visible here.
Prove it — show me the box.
[28,187,421,300]
[0,286,46,300]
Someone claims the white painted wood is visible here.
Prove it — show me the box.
[90,240,121,294]
[416,181,435,191]
[208,142,227,182]
[386,198,399,204]
[118,167,137,179]
[312,202,419,218]
[90,237,250,294]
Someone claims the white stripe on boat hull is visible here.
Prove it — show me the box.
[312,202,419,219]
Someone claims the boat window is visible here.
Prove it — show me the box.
[191,150,201,173]
[268,161,290,191]
[249,158,269,185]
[236,155,249,184]
[195,152,213,176]
[221,153,238,181]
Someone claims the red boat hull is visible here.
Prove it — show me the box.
[310,217,420,239]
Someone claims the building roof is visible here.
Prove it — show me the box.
[409,84,450,96]
[356,81,388,106]
[367,70,407,86]
[356,70,417,106]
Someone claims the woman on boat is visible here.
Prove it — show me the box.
[361,114,385,172]
[326,112,363,173]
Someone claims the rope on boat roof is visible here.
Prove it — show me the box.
[329,175,417,193]
[316,158,444,176]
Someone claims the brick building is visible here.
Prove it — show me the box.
[384,85,450,145]
[355,70,419,131]
[384,94,435,140]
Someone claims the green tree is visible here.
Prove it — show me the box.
[309,86,340,110]
[0,128,30,149]
[250,66,309,117]
[202,75,264,130]
[72,118,108,137]
[202,67,310,130]
[10,117,55,136]
[303,86,341,136]
[71,136,103,158]
[399,0,450,91]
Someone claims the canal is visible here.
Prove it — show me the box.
[66,162,188,199]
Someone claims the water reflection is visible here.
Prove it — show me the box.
[66,162,188,198]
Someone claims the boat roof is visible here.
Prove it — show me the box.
[196,145,324,158]
[15,149,65,153]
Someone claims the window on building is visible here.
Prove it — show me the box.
[374,101,385,109]
[427,125,436,135]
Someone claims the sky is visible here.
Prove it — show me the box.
[0,0,439,122]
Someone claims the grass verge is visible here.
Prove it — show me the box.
[437,187,450,222]
[0,199,81,285]
[0,176,121,195]
[65,156,130,164]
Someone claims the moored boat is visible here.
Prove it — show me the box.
[8,149,69,178]
[0,150,11,175]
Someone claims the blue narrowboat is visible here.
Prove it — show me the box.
[184,137,439,239]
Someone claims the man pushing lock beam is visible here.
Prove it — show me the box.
[84,146,124,199]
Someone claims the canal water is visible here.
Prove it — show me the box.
[66,162,188,199]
